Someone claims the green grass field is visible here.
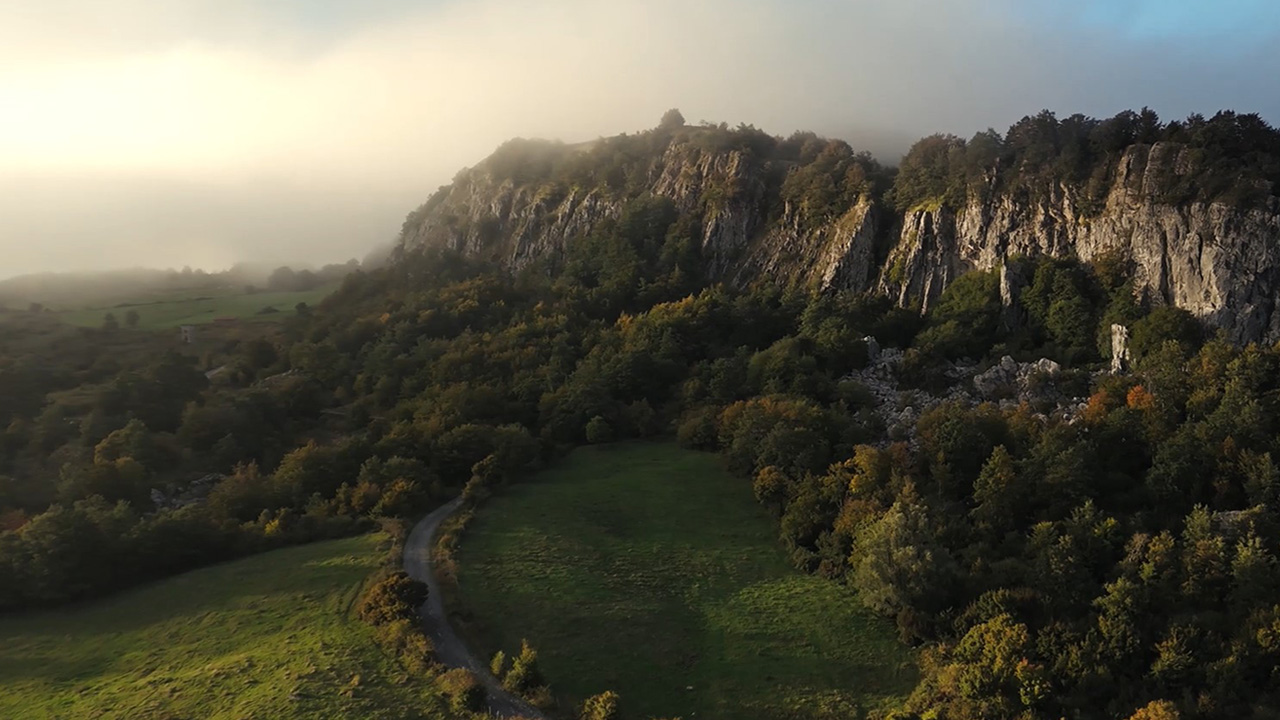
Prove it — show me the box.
[0,535,451,720]
[455,443,917,720]
[57,283,338,330]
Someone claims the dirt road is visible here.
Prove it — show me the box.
[403,498,546,719]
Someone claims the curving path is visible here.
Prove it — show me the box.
[403,498,546,719]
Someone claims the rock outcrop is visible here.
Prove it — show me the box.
[877,144,1280,343]
[1110,325,1132,373]
[399,136,1280,343]
[845,346,1086,446]
[972,356,1063,399]
[399,139,881,293]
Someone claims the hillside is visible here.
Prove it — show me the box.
[0,534,453,720]
[398,110,1280,343]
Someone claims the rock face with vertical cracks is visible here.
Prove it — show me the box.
[399,135,1280,343]
[877,143,1280,343]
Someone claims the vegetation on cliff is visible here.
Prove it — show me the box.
[888,109,1280,212]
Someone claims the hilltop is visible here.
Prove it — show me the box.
[398,109,1280,343]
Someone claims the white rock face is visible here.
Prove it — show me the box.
[398,140,880,292]
[1111,324,1132,373]
[877,143,1280,342]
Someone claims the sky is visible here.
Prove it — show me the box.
[1,0,1278,278]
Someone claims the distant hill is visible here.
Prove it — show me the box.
[0,259,361,310]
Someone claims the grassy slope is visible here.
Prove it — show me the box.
[57,284,338,330]
[0,535,451,720]
[455,443,916,720]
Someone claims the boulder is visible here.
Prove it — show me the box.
[863,336,881,363]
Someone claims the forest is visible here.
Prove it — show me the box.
[2,112,1279,719]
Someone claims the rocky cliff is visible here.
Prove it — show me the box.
[399,128,1280,343]
[400,134,884,292]
[879,143,1280,343]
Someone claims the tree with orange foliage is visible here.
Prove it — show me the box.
[1128,699,1181,720]
[1082,389,1116,423]
[1126,384,1156,411]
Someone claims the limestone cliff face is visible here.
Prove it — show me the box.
[878,143,1280,342]
[400,138,1280,342]
[398,138,881,293]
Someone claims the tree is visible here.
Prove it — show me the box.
[1229,533,1277,614]
[952,613,1032,704]
[971,445,1021,532]
[102,313,119,332]
[658,108,685,131]
[1132,307,1202,364]
[914,270,1003,360]
[1128,700,1181,720]
[585,416,614,444]
[268,266,298,291]
[886,134,966,211]
[851,485,959,639]
[753,466,791,513]
[124,310,141,328]
[356,571,428,626]
[93,418,167,470]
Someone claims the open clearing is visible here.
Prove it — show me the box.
[455,443,916,720]
[56,283,338,330]
[0,535,450,720]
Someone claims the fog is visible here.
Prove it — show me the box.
[1,0,1278,278]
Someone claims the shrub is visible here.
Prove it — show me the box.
[439,668,486,712]
[373,619,434,674]
[581,691,622,720]
[503,639,546,694]
[585,416,614,444]
[676,407,719,450]
[356,571,428,626]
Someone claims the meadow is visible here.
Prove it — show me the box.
[454,443,917,720]
[55,283,338,330]
[0,534,451,720]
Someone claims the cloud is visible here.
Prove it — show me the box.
[1,0,1278,277]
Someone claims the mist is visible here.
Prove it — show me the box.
[2,0,1278,278]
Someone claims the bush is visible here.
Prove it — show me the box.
[373,619,434,674]
[585,416,614,444]
[439,668,486,712]
[356,571,428,626]
[580,691,622,720]
[676,407,720,450]
[490,650,508,678]
[503,639,546,694]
